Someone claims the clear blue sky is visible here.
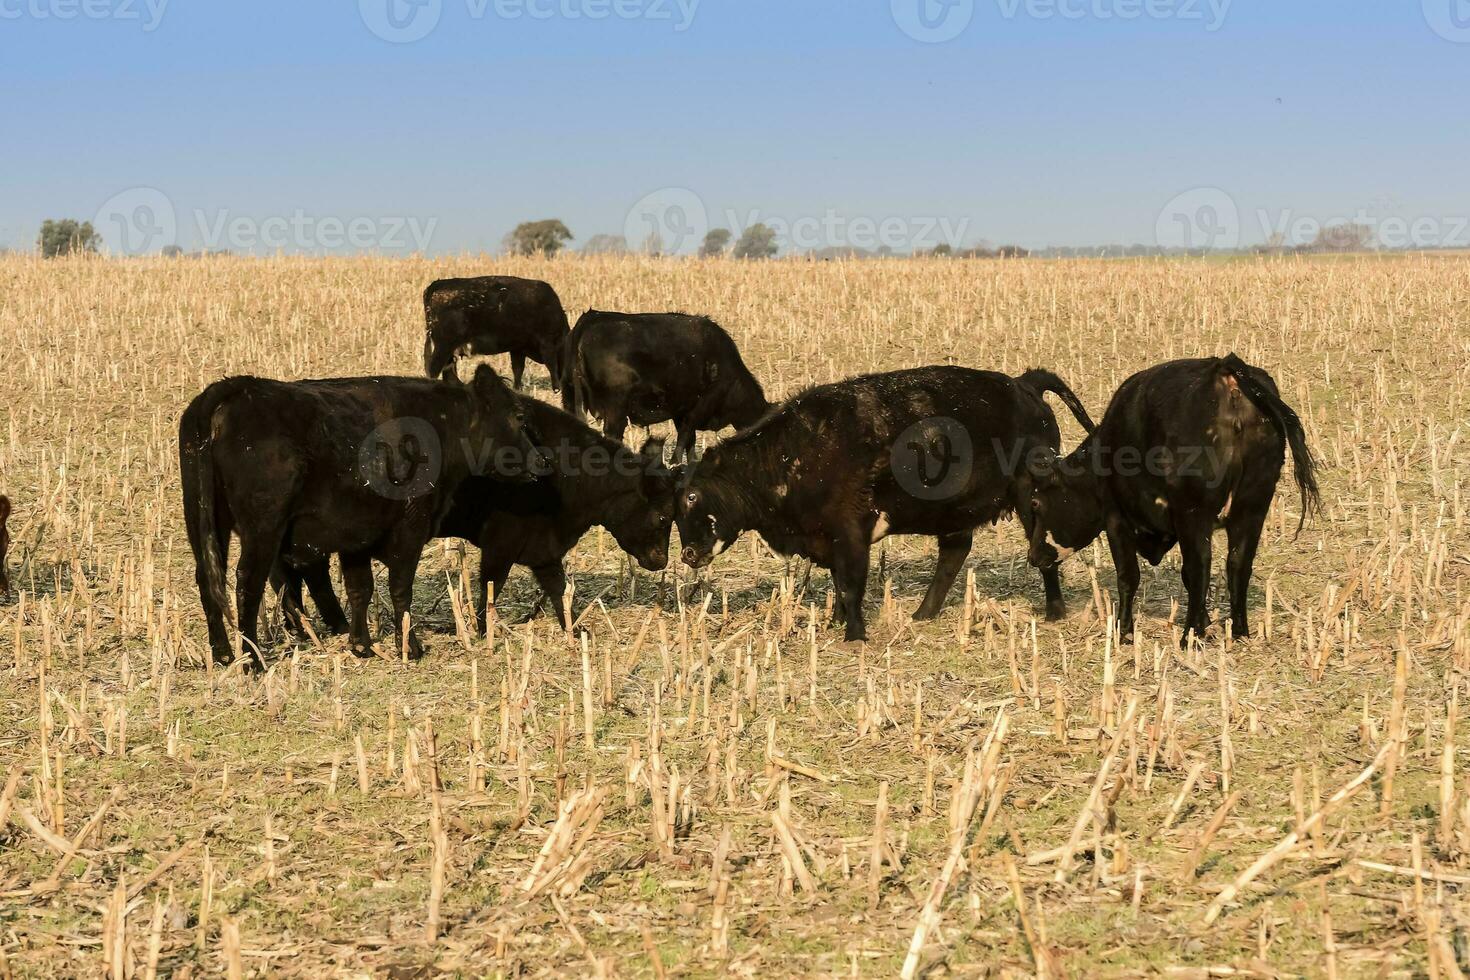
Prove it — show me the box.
[4,0,1467,254]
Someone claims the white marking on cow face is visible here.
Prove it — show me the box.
[711,539,728,556]
[871,512,891,543]
[1154,496,1168,509]
[1045,532,1075,562]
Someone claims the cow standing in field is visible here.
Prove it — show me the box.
[675,366,1097,642]
[1025,354,1321,645]
[277,396,678,634]
[0,495,11,595]
[423,276,570,390]
[179,367,539,669]
[561,311,770,460]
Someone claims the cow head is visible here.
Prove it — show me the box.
[604,437,677,572]
[465,366,546,482]
[676,463,740,569]
[1023,446,1106,569]
[0,495,10,595]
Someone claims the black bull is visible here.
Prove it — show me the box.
[676,365,1097,642]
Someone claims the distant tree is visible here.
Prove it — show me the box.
[699,229,732,258]
[504,219,573,257]
[928,243,953,257]
[581,234,628,255]
[731,223,778,260]
[161,244,185,258]
[996,244,1030,259]
[37,219,100,258]
[1311,223,1374,253]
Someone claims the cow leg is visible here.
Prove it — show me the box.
[603,411,629,445]
[674,419,698,463]
[914,531,972,621]
[191,510,235,666]
[1105,517,1141,642]
[301,560,350,635]
[235,525,287,672]
[510,352,527,390]
[1225,505,1268,639]
[271,561,309,638]
[386,557,425,661]
[340,553,377,658]
[830,535,871,643]
[531,562,570,629]
[1176,516,1214,647]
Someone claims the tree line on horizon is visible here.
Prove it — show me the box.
[27,216,1403,260]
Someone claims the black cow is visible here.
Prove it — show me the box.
[0,495,10,594]
[560,311,769,459]
[1024,354,1321,645]
[179,367,538,670]
[676,366,1097,642]
[423,276,570,390]
[276,396,677,634]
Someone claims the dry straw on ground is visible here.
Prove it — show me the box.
[0,252,1467,976]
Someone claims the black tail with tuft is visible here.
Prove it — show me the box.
[1220,353,1322,535]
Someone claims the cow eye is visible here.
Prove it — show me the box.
[686,492,698,505]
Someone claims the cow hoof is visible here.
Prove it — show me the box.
[1044,601,1067,622]
[351,642,378,660]
[911,605,940,622]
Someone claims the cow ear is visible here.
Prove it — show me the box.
[470,365,514,408]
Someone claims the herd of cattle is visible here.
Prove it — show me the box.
[155,274,1320,669]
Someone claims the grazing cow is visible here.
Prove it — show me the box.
[560,311,769,459]
[1025,354,1321,645]
[277,396,678,634]
[0,495,11,595]
[179,367,538,670]
[423,276,570,390]
[676,366,1097,642]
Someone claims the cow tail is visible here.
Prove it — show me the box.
[1220,354,1322,535]
[181,386,235,624]
[560,318,592,416]
[1017,368,1097,434]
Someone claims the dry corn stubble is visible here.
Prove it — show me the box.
[0,252,1467,976]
